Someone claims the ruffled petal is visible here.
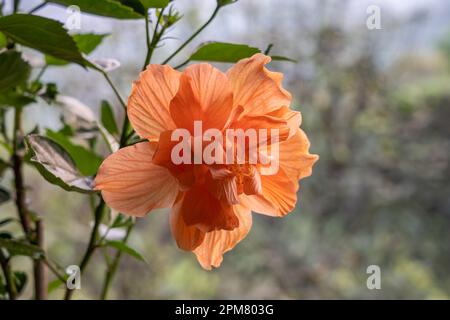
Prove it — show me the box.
[266,105,302,138]
[128,65,181,140]
[95,142,178,216]
[227,53,291,116]
[278,128,319,182]
[194,204,252,270]
[241,168,297,217]
[170,63,234,133]
[178,184,239,232]
[170,193,205,250]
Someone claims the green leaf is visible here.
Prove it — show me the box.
[115,0,145,15]
[189,42,260,63]
[139,0,169,9]
[111,214,133,228]
[0,218,15,228]
[100,100,119,135]
[0,187,10,205]
[217,0,238,7]
[0,238,45,259]
[13,271,27,295]
[0,31,6,48]
[0,50,30,93]
[271,55,297,63]
[0,14,85,66]
[47,0,144,19]
[74,33,109,54]
[0,91,36,108]
[46,33,109,66]
[104,241,146,263]
[46,129,103,176]
[26,134,94,193]
[48,278,64,293]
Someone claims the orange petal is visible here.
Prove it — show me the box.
[178,184,239,232]
[170,193,205,250]
[229,113,290,146]
[170,63,234,133]
[194,204,252,270]
[266,106,302,138]
[241,168,297,217]
[95,142,179,216]
[128,65,181,140]
[227,53,291,116]
[205,168,240,205]
[278,128,319,182]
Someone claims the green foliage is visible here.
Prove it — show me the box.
[100,100,119,136]
[0,31,6,48]
[0,238,45,259]
[270,55,298,63]
[140,0,169,9]
[46,0,144,19]
[0,91,35,108]
[0,187,10,205]
[189,42,260,63]
[45,129,103,176]
[187,42,296,64]
[0,14,85,66]
[217,0,238,7]
[0,50,30,93]
[26,134,95,193]
[104,240,146,263]
[13,272,27,296]
[46,33,109,66]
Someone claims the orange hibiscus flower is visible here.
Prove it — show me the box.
[94,53,318,269]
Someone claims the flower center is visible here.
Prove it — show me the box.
[227,163,253,186]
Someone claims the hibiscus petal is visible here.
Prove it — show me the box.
[170,63,234,133]
[266,106,302,138]
[170,193,205,250]
[95,142,179,216]
[205,169,240,205]
[194,204,252,270]
[278,128,319,181]
[152,130,196,190]
[241,168,297,217]
[128,65,181,140]
[178,184,239,232]
[227,53,291,115]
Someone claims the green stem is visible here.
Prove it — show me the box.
[99,223,133,300]
[102,71,127,111]
[12,107,31,238]
[28,2,46,14]
[63,199,105,300]
[162,5,220,65]
[13,0,20,13]
[0,250,16,299]
[173,58,190,70]
[34,65,47,84]
[142,8,165,70]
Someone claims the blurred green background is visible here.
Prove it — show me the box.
[1,0,450,299]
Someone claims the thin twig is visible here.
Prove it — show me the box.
[0,249,16,299]
[28,2,46,14]
[101,71,127,111]
[33,220,47,300]
[142,8,165,70]
[99,223,133,300]
[162,5,220,65]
